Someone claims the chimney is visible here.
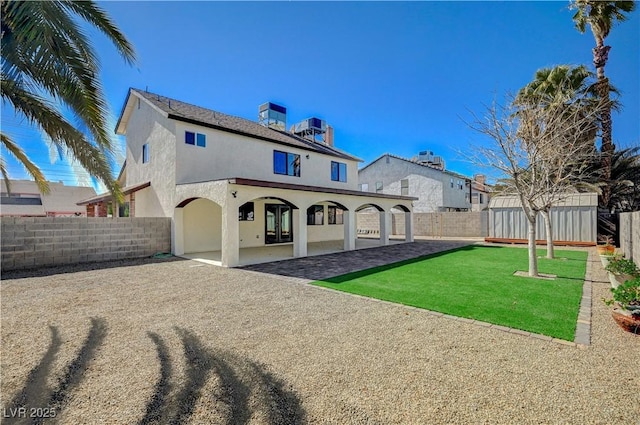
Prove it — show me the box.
[474,174,486,185]
[326,125,334,147]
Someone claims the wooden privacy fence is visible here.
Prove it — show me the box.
[619,211,640,266]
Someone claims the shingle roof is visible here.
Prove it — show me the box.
[359,153,472,180]
[1,180,96,215]
[128,89,361,162]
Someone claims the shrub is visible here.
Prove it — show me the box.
[605,256,640,276]
[604,276,640,315]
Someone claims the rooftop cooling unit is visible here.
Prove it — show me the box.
[293,117,327,142]
[416,150,434,164]
[259,102,287,131]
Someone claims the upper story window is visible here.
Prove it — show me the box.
[401,179,409,196]
[274,150,300,177]
[142,143,149,163]
[307,205,324,225]
[331,161,347,182]
[457,180,464,190]
[359,183,369,192]
[185,131,206,147]
[375,181,383,193]
[450,178,454,188]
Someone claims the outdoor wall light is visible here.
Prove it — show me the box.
[306,154,310,159]
[231,191,237,198]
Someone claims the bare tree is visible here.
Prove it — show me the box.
[467,92,604,276]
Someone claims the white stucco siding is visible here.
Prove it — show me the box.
[441,176,471,210]
[173,122,359,190]
[125,96,177,217]
[133,187,165,217]
[358,155,471,212]
[183,198,222,252]
[406,175,443,213]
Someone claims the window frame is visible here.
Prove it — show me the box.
[239,202,255,221]
[185,130,206,147]
[142,143,149,164]
[274,150,301,177]
[328,206,344,225]
[307,205,324,225]
[331,161,347,182]
[401,179,409,196]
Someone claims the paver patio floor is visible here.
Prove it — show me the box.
[240,239,472,280]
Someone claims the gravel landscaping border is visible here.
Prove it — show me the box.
[1,246,638,423]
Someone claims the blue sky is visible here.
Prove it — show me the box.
[2,1,638,189]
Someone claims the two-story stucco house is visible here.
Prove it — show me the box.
[84,89,415,267]
[358,153,471,213]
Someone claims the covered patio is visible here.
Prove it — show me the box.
[180,237,407,267]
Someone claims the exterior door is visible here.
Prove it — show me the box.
[265,204,292,244]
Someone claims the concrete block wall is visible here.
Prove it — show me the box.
[356,212,489,237]
[1,217,171,271]
[619,211,640,266]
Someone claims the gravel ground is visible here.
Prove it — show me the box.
[1,250,639,424]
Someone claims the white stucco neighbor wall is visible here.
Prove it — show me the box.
[358,155,471,212]
[173,122,360,191]
[124,97,177,217]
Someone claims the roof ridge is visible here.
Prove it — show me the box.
[129,88,360,162]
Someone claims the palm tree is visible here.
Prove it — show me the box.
[571,0,636,207]
[1,0,135,197]
[586,147,640,212]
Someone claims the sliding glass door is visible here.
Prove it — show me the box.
[265,204,292,244]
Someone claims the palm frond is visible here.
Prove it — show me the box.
[1,78,122,200]
[1,132,49,194]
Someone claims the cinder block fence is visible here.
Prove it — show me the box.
[1,217,171,271]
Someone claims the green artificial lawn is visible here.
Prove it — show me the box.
[313,246,588,341]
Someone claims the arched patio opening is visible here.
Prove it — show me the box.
[305,199,350,256]
[236,195,299,265]
[173,197,223,263]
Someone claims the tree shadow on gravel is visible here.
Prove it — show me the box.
[138,328,306,425]
[4,318,107,425]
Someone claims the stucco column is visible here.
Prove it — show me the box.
[343,210,356,251]
[293,209,307,257]
[221,200,240,267]
[405,211,414,242]
[172,208,185,256]
[380,211,391,246]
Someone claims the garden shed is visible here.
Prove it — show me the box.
[487,193,598,244]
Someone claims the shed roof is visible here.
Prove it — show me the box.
[488,193,598,209]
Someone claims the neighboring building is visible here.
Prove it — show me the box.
[471,174,492,212]
[358,153,472,213]
[80,89,415,267]
[1,180,96,217]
